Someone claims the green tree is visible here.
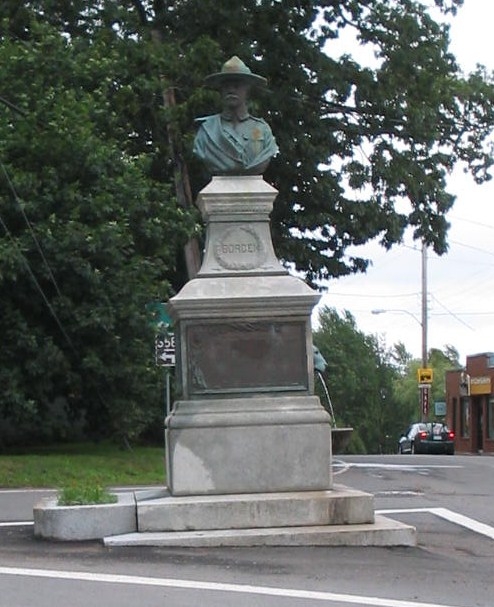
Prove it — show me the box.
[0,20,195,445]
[3,1,494,284]
[392,344,460,425]
[428,346,460,408]
[314,307,401,453]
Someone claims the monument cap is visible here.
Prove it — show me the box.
[204,56,267,89]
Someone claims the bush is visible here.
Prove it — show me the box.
[58,482,117,506]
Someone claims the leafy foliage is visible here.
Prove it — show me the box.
[0,16,195,446]
[314,308,461,453]
[314,307,403,453]
[392,344,461,422]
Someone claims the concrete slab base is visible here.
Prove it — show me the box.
[104,515,416,547]
[33,484,416,547]
[135,485,374,532]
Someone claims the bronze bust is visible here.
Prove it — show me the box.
[193,56,278,176]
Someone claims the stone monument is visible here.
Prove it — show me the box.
[165,57,333,499]
[34,57,416,546]
[122,57,412,546]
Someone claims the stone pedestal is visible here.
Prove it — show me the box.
[166,176,332,499]
[33,175,417,548]
[166,396,331,495]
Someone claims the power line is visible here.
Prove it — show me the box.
[326,290,420,299]
[447,238,494,257]
[0,94,28,117]
[449,214,494,231]
[0,210,76,353]
[430,293,474,331]
[431,311,494,317]
[0,160,64,299]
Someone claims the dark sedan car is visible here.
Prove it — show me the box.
[398,422,455,455]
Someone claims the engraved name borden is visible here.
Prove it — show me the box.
[213,225,267,271]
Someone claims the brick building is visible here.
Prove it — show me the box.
[446,352,494,454]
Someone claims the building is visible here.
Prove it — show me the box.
[446,352,494,454]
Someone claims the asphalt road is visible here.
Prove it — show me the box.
[1,454,493,607]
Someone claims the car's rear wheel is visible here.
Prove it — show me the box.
[411,442,416,454]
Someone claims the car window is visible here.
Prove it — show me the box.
[431,423,449,434]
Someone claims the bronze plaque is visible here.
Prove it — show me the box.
[186,321,308,395]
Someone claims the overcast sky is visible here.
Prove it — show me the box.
[312,1,494,365]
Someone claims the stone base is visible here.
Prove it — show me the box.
[136,485,374,532]
[105,515,416,548]
[33,485,417,547]
[166,396,332,496]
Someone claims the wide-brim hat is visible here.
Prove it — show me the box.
[204,56,267,89]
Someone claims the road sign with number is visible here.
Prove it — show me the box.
[155,333,175,367]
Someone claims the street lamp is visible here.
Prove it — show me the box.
[371,308,421,325]
[371,244,429,421]
[371,307,429,421]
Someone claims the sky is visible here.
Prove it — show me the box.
[312,1,494,365]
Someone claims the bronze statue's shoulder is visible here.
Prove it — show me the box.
[194,114,218,123]
[249,115,269,124]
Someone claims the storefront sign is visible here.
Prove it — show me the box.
[421,385,430,417]
[470,376,491,395]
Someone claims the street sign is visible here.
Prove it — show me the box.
[420,385,430,418]
[417,368,433,384]
[155,333,175,367]
[146,302,172,332]
[434,401,447,416]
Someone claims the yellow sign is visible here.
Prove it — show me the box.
[470,376,491,395]
[417,368,433,384]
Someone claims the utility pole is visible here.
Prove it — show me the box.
[420,243,429,421]
[421,243,428,369]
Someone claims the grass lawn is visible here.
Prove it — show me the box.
[0,442,165,489]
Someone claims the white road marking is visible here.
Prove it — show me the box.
[0,566,467,607]
[431,508,494,540]
[0,486,156,494]
[0,521,33,527]
[333,462,462,470]
[0,489,56,494]
[375,491,423,496]
[332,458,350,475]
[378,507,494,541]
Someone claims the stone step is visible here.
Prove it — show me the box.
[104,515,416,547]
[135,485,375,532]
